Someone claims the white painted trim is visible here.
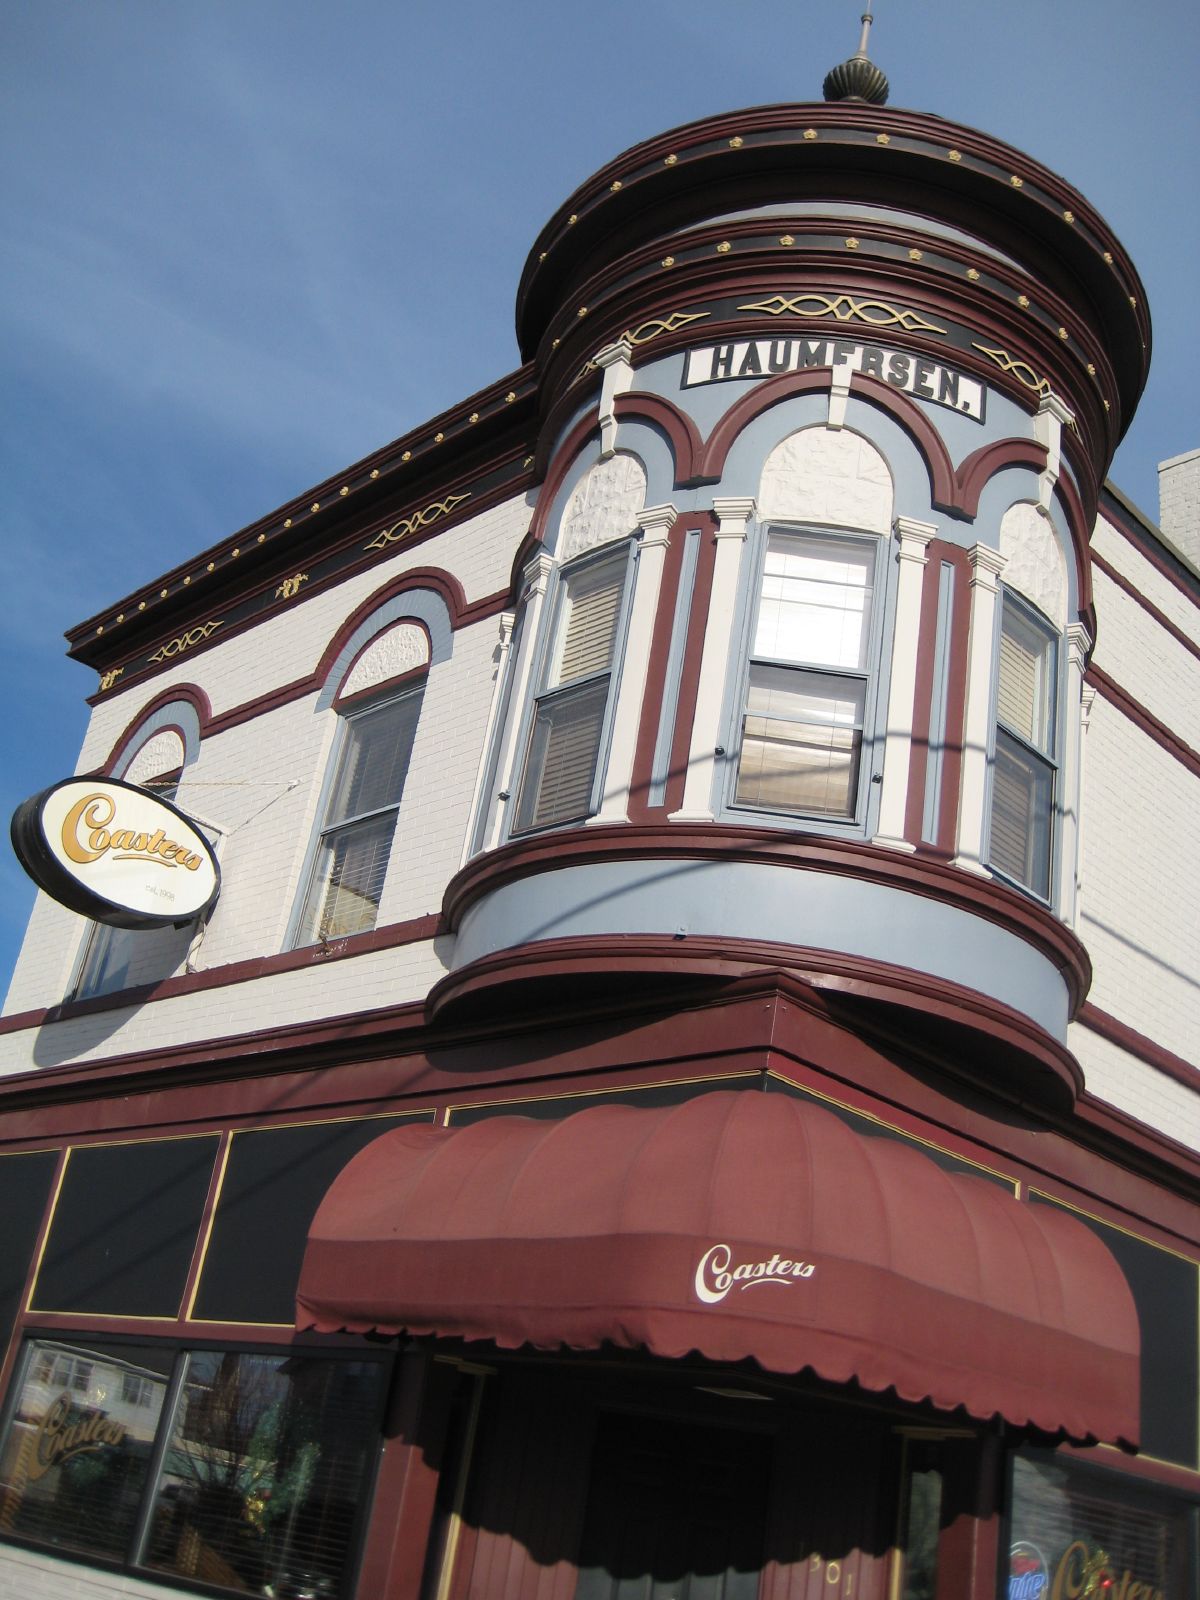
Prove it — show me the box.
[461,611,517,867]
[595,337,634,458]
[952,543,1006,874]
[1058,621,1091,927]
[484,553,555,851]
[1034,392,1073,510]
[874,517,936,851]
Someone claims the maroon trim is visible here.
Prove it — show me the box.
[903,548,945,845]
[1078,1003,1200,1091]
[628,512,687,820]
[439,821,1092,1013]
[663,512,720,815]
[523,413,601,557]
[1086,665,1200,779]
[612,391,704,483]
[693,367,829,483]
[1091,550,1200,665]
[954,437,1047,518]
[1055,467,1096,627]
[101,685,213,776]
[332,620,433,710]
[847,373,960,510]
[0,914,442,1037]
[933,544,973,857]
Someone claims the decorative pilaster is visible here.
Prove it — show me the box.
[591,504,677,825]
[484,552,555,852]
[1034,393,1074,511]
[461,612,516,865]
[595,338,634,458]
[873,517,936,851]
[670,498,755,822]
[1059,623,1091,927]
[952,543,1007,874]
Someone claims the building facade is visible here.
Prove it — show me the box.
[1,65,1198,1600]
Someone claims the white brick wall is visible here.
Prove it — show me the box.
[1157,447,1200,570]
[1090,564,1200,750]
[1092,513,1199,642]
[1069,1021,1200,1152]
[0,1546,194,1600]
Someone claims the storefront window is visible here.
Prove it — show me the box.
[0,1338,386,1599]
[1005,1451,1196,1599]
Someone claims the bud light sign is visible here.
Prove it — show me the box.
[1009,1542,1049,1600]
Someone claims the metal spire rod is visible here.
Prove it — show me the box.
[856,1,875,60]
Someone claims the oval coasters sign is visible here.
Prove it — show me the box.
[10,777,220,930]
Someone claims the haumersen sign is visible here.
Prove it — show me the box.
[10,777,221,930]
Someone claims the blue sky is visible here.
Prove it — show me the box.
[2,0,1197,997]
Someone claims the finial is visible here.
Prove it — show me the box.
[823,1,890,105]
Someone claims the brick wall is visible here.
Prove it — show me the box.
[1158,447,1200,570]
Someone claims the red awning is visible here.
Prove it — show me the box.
[297,1091,1139,1447]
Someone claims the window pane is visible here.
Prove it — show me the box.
[997,602,1055,754]
[144,1352,383,1598]
[990,730,1053,896]
[514,677,610,832]
[75,920,196,1001]
[553,552,625,686]
[735,666,864,817]
[0,1339,173,1561]
[297,813,396,943]
[326,691,422,825]
[754,534,874,672]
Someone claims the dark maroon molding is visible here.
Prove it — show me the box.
[101,684,213,775]
[522,413,601,559]
[954,438,1048,517]
[1086,664,1200,779]
[1091,550,1200,665]
[1078,1003,1200,1091]
[312,568,468,681]
[1054,467,1096,627]
[425,930,1082,1107]
[440,822,1092,1014]
[612,392,704,483]
[692,368,832,483]
[0,914,442,1037]
[663,513,720,815]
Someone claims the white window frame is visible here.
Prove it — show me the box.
[508,539,634,837]
[986,590,1059,901]
[290,680,424,948]
[725,523,888,831]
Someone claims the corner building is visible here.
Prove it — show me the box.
[1,76,1198,1600]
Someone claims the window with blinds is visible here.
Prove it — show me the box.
[734,531,876,820]
[988,596,1057,897]
[295,686,423,946]
[513,546,627,833]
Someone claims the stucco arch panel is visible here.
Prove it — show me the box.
[999,501,1069,628]
[123,729,187,785]
[340,622,432,699]
[759,426,893,532]
[559,453,648,561]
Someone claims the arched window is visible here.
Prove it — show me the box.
[291,619,430,947]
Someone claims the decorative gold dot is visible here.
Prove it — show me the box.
[402,450,412,461]
[967,267,980,280]
[1017,294,1030,308]
[370,468,380,479]
[552,337,560,348]
[1129,295,1137,307]
[661,255,675,267]
[506,391,517,402]
[523,455,534,467]
[729,136,743,149]
[284,518,292,528]
[908,248,923,261]
[1102,251,1113,264]
[161,588,169,597]
[1057,327,1069,340]
[780,235,795,247]
[183,575,191,585]
[664,153,678,166]
[96,625,103,635]
[138,601,146,610]
[1063,210,1075,224]
[1086,363,1096,376]
[577,305,588,316]
[567,213,577,225]
[311,502,320,512]
[947,149,961,161]
[803,128,817,140]
[876,133,890,145]
[609,181,623,193]
[469,412,479,423]
[845,237,859,250]
[1103,399,1110,411]
[539,251,547,261]
[1010,175,1023,187]
[340,485,349,496]
[434,431,444,442]
[116,613,124,623]
[207,562,215,572]
[717,241,731,254]
[257,534,266,543]
[232,547,240,557]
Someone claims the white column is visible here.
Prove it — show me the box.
[1059,623,1091,926]
[461,609,516,864]
[594,337,634,458]
[670,497,754,822]
[873,516,936,852]
[483,550,555,852]
[952,543,1007,874]
[1073,679,1096,930]
[591,504,677,825]
[1033,392,1073,511]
